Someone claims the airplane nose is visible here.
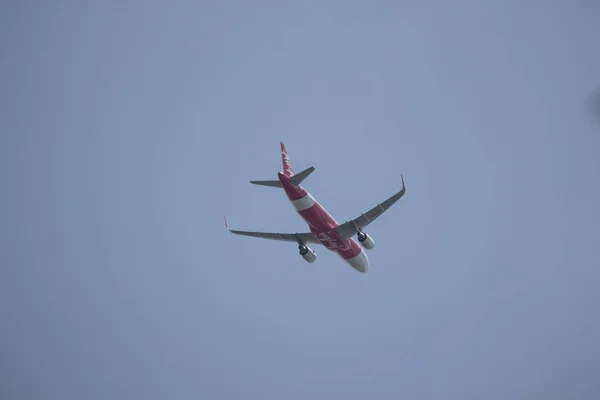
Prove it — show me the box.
[347,250,369,273]
[359,261,369,273]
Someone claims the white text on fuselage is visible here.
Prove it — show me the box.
[317,232,347,250]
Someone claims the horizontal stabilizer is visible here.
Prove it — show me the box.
[290,166,315,186]
[250,180,283,188]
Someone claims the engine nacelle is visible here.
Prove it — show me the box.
[357,231,375,250]
[298,245,317,263]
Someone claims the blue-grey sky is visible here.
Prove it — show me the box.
[2,1,600,399]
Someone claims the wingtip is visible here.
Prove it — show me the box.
[224,216,229,230]
[401,174,405,188]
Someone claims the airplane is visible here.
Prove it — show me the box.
[225,142,406,273]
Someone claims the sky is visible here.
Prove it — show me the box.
[1,1,600,399]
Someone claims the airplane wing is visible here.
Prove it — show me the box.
[224,217,320,245]
[334,175,407,240]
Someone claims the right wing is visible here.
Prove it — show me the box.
[334,175,407,240]
[224,217,320,245]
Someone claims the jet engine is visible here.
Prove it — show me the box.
[298,245,317,263]
[357,231,375,250]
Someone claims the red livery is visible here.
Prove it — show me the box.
[225,142,406,273]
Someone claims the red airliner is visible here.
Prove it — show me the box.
[225,142,406,273]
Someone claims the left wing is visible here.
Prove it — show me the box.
[334,175,407,240]
[224,217,320,245]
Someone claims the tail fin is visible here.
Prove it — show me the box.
[281,142,293,177]
[250,142,314,188]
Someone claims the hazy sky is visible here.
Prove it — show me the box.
[2,1,600,399]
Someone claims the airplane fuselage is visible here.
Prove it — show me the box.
[278,172,369,273]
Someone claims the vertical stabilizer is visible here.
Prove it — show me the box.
[281,142,293,177]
